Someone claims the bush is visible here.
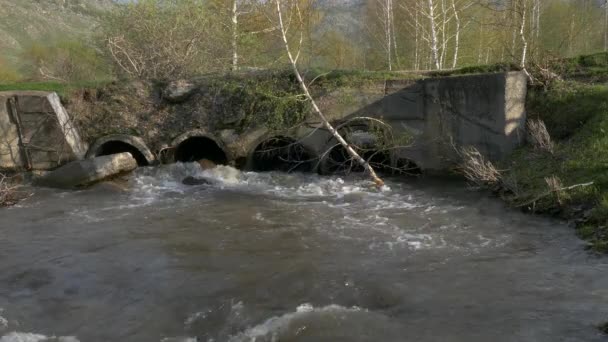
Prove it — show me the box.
[526,119,554,154]
[458,146,502,189]
[0,173,23,208]
[102,0,226,80]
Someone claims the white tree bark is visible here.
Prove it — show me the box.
[231,0,239,71]
[451,0,460,69]
[385,0,393,70]
[275,0,385,186]
[533,0,541,39]
[519,0,528,69]
[605,0,608,51]
[439,0,447,69]
[415,8,420,70]
[427,0,440,69]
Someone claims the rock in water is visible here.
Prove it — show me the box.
[182,176,211,186]
[198,159,217,170]
[36,153,137,189]
[163,80,197,103]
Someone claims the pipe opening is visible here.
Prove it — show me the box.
[252,136,314,173]
[95,141,149,166]
[174,136,228,164]
[320,125,420,175]
[320,144,419,175]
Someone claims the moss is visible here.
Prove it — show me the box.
[527,82,608,139]
[202,72,311,133]
[303,68,423,89]
[431,62,521,77]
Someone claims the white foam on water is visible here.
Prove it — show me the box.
[227,304,363,342]
[72,163,505,253]
[0,309,7,331]
[160,337,198,342]
[0,333,79,342]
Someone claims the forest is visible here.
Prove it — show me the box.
[0,0,607,83]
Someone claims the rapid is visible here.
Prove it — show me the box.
[1,163,607,341]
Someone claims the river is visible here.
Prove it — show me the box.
[0,163,607,342]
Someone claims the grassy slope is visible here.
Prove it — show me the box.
[503,53,608,253]
[0,0,113,65]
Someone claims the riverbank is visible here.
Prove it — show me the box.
[496,55,608,254]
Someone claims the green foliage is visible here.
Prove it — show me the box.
[527,82,608,139]
[504,80,608,252]
[304,69,422,89]
[205,72,310,132]
[0,80,109,97]
[434,63,521,76]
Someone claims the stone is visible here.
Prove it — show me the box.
[36,152,137,189]
[163,80,197,103]
[198,159,217,170]
[182,176,211,186]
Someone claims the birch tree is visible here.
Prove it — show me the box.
[275,0,385,186]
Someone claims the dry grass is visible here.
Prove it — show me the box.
[527,119,554,154]
[0,173,25,207]
[458,146,502,188]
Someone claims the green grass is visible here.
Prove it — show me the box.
[0,80,110,97]
[504,81,608,252]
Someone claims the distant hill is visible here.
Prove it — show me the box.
[0,0,115,64]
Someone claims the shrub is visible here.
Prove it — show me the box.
[527,119,554,154]
[0,173,21,207]
[458,146,501,188]
[102,0,226,80]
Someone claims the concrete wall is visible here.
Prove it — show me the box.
[0,91,87,171]
[302,71,527,170]
[0,71,527,173]
[397,71,527,169]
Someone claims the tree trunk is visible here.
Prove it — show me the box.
[231,0,239,71]
[415,8,420,70]
[451,0,460,69]
[519,0,528,69]
[385,0,393,70]
[275,0,385,187]
[427,0,440,69]
[605,0,608,51]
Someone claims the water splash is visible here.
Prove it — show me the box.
[0,333,79,342]
[228,304,364,342]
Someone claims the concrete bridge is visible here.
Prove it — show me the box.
[0,71,527,175]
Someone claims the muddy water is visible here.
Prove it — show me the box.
[0,163,607,342]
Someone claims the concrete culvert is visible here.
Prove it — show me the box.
[252,136,314,173]
[174,136,228,165]
[320,143,420,175]
[87,135,155,167]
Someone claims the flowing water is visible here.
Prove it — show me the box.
[1,163,607,342]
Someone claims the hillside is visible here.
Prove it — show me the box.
[0,0,114,64]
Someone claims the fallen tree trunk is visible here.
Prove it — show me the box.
[274,0,384,187]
